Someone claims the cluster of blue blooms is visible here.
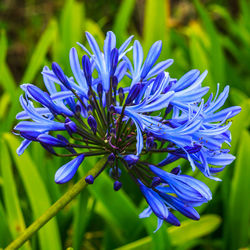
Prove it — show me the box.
[14,31,241,231]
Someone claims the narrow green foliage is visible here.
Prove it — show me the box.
[0,140,31,250]
[0,29,7,67]
[194,0,225,84]
[144,216,171,250]
[21,20,57,83]
[3,133,62,250]
[0,201,12,248]
[189,30,214,92]
[113,0,136,44]
[143,0,168,54]
[115,215,221,250]
[55,0,84,69]
[72,190,93,250]
[226,130,250,250]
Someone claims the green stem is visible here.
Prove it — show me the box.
[6,156,108,250]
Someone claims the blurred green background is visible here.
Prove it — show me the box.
[0,0,249,249]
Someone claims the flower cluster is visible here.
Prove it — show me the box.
[14,31,241,231]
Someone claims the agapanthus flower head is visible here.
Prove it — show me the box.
[14,31,241,232]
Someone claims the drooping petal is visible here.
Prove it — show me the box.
[139,182,169,220]
[16,139,32,156]
[55,154,85,184]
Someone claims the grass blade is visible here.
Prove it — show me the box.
[0,140,30,250]
[225,130,250,249]
[194,0,225,84]
[143,0,168,54]
[54,0,84,70]
[21,20,57,83]
[3,133,62,250]
[0,201,12,248]
[113,0,136,43]
[115,214,221,249]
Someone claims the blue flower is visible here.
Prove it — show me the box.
[77,31,133,92]
[14,31,240,231]
[55,155,85,184]
[150,165,212,206]
[125,40,173,86]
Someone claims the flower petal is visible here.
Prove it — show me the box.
[55,155,85,184]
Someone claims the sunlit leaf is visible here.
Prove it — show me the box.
[3,133,62,250]
[21,20,57,83]
[0,140,30,250]
[115,215,221,249]
[113,0,136,44]
[226,130,250,249]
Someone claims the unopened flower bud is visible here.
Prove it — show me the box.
[97,83,103,94]
[52,62,72,90]
[87,89,92,99]
[113,180,122,191]
[65,118,77,134]
[151,177,161,187]
[108,153,115,164]
[82,55,92,86]
[110,128,116,136]
[109,104,115,114]
[123,154,139,166]
[87,115,97,134]
[112,76,118,90]
[110,48,118,76]
[75,104,81,115]
[146,136,155,150]
[118,87,124,104]
[125,83,141,104]
[171,166,181,175]
[87,104,93,113]
[85,175,94,184]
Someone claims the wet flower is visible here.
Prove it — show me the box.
[14,31,241,232]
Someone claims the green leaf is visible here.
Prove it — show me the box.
[194,0,225,84]
[0,89,22,133]
[3,133,62,250]
[0,93,10,120]
[60,0,84,49]
[21,20,57,83]
[72,190,94,250]
[230,88,248,106]
[113,0,136,44]
[143,0,168,55]
[0,63,16,99]
[55,0,84,69]
[230,99,250,152]
[226,130,250,250]
[0,201,12,248]
[168,214,221,246]
[115,214,221,250]
[189,31,215,92]
[143,216,171,250]
[239,0,250,31]
[0,140,28,249]
[0,29,7,67]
